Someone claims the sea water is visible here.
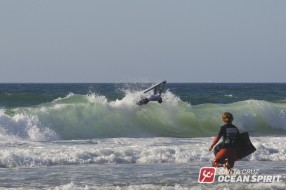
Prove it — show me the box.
[0,83,286,189]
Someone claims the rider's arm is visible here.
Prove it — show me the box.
[209,127,223,151]
[209,135,220,151]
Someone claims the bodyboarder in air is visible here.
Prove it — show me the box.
[136,81,166,105]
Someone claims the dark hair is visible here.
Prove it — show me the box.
[158,97,162,103]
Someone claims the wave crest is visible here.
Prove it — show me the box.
[1,92,286,141]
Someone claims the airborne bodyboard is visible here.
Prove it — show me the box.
[143,80,166,94]
[214,132,256,160]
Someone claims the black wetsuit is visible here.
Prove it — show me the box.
[212,123,240,169]
[218,124,240,148]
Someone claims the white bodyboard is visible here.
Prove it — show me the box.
[143,80,166,93]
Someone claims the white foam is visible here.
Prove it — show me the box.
[86,93,108,104]
[49,182,286,190]
[1,136,285,168]
[251,137,286,161]
[109,90,141,108]
[0,110,58,142]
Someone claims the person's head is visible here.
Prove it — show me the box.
[158,97,162,103]
[221,112,233,124]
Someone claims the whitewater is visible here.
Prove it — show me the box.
[0,83,286,189]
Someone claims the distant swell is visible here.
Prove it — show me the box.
[1,92,286,141]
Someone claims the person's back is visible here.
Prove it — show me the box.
[219,123,239,148]
[209,112,239,171]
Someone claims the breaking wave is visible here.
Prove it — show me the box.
[1,91,286,141]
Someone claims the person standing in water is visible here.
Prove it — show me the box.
[208,112,240,171]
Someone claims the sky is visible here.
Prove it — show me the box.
[0,0,285,83]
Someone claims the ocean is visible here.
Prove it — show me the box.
[0,83,285,189]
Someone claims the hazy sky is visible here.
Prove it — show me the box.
[0,1,285,83]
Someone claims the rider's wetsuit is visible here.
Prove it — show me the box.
[210,123,239,169]
[136,93,162,105]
